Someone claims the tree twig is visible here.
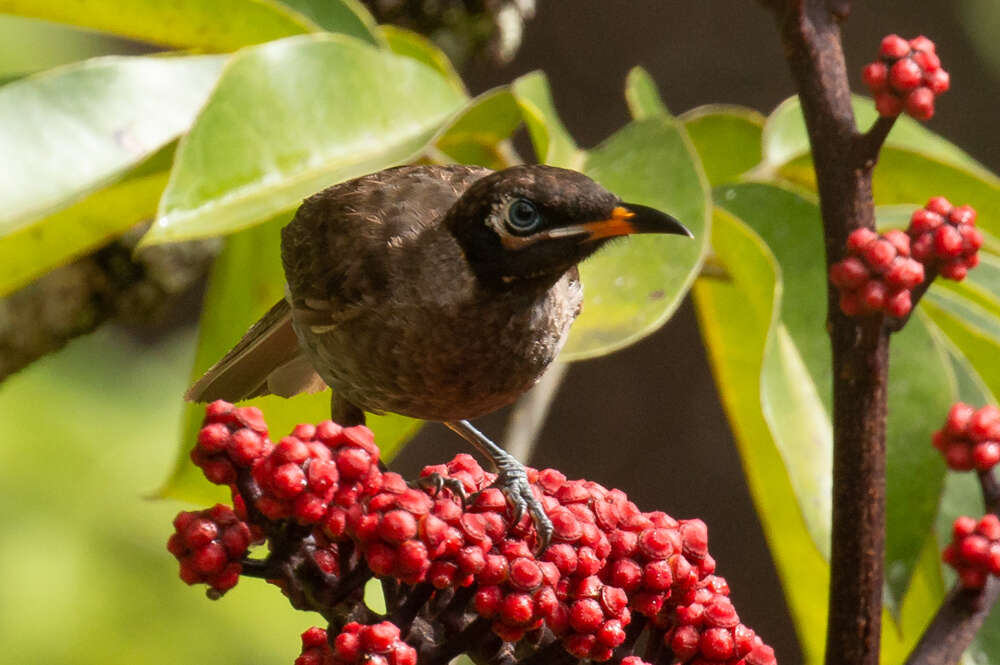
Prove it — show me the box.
[761,2,889,665]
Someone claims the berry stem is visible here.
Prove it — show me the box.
[902,579,1000,665]
[886,266,938,332]
[238,556,277,579]
[980,470,1000,513]
[857,115,898,169]
[761,3,889,665]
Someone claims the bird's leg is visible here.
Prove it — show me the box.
[445,419,553,553]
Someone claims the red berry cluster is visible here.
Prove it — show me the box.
[829,228,924,318]
[657,577,775,665]
[167,504,252,596]
[932,403,1000,472]
[907,197,982,281]
[943,515,1000,589]
[295,623,417,665]
[192,400,270,485]
[862,34,949,120]
[174,404,778,665]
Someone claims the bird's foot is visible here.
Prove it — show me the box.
[409,472,468,503]
[491,458,553,554]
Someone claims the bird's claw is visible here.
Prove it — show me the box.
[493,462,553,554]
[410,472,468,503]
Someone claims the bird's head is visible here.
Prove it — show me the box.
[446,165,692,289]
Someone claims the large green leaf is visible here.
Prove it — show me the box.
[716,182,952,613]
[0,54,224,233]
[434,88,522,169]
[0,0,341,52]
[511,71,582,169]
[278,0,380,45]
[624,66,669,119]
[160,216,420,503]
[142,34,468,246]
[761,94,994,180]
[0,159,169,297]
[680,105,764,187]
[779,148,1000,242]
[378,25,464,94]
[562,117,709,359]
[692,207,827,663]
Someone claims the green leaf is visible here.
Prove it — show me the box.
[0,0,352,52]
[0,162,169,297]
[692,207,827,663]
[159,216,421,503]
[680,105,764,186]
[761,94,994,179]
[716,182,952,613]
[923,289,1000,400]
[378,25,464,94]
[143,34,468,246]
[779,148,1000,242]
[278,0,380,45]
[624,66,669,119]
[511,71,582,169]
[0,54,224,234]
[561,117,710,359]
[434,88,522,169]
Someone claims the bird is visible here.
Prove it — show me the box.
[186,163,692,549]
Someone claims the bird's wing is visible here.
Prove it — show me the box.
[185,299,322,402]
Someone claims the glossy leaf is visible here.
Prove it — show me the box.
[0,0,331,52]
[681,105,764,186]
[378,25,464,94]
[160,216,420,503]
[923,289,1000,400]
[762,94,994,179]
[692,207,827,663]
[511,71,582,169]
[779,148,1000,242]
[0,165,169,297]
[0,54,224,233]
[434,88,522,169]
[144,34,468,246]
[624,66,669,119]
[278,0,380,45]
[562,117,709,359]
[716,182,952,610]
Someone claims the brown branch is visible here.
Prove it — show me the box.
[762,2,890,665]
[0,222,218,382]
[903,469,1000,665]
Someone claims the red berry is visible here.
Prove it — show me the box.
[880,34,911,59]
[830,258,869,289]
[909,36,936,54]
[860,280,887,311]
[875,92,904,117]
[500,592,536,626]
[925,68,950,95]
[702,627,736,660]
[862,62,888,91]
[886,289,912,318]
[905,87,935,121]
[847,228,878,253]
[890,58,923,93]
[934,225,964,257]
[569,598,604,633]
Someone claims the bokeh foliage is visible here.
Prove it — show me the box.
[1,2,1000,664]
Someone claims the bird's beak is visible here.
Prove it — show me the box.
[579,204,693,241]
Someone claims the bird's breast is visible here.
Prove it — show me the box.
[293,272,582,421]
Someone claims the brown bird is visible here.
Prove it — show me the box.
[186,164,691,548]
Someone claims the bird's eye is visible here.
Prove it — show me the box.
[505,198,542,233]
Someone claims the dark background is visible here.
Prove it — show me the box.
[395,3,1000,661]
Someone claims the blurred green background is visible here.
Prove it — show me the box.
[2,2,998,664]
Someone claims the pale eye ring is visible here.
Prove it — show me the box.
[505,198,542,233]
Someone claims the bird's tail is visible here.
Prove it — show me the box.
[185,299,325,403]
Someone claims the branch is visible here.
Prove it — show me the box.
[762,3,890,665]
[0,222,218,382]
[904,469,1000,665]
